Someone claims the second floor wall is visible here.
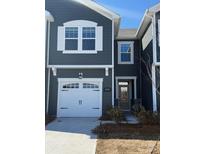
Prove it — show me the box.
[46,0,113,66]
[114,39,141,76]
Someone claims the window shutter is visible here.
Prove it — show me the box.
[96,26,103,51]
[57,26,65,51]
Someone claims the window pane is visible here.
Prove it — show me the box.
[121,44,131,53]
[121,53,131,62]
[65,39,78,50]
[65,27,78,38]
[83,39,95,50]
[83,27,95,38]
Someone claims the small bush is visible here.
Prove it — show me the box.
[132,103,146,116]
[137,110,160,125]
[107,107,124,124]
[98,114,112,121]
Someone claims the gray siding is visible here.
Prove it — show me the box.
[46,0,112,65]
[141,40,153,110]
[48,69,112,116]
[114,40,141,102]
[156,66,160,112]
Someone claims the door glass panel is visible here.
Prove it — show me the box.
[62,83,79,89]
[83,83,99,89]
[119,82,128,86]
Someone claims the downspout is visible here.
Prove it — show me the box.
[46,21,51,114]
[112,19,115,106]
[146,11,157,112]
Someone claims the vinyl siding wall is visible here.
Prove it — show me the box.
[46,0,112,65]
[114,39,141,107]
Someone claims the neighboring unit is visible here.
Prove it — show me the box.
[45,0,160,117]
[136,3,160,112]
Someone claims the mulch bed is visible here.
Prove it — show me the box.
[93,123,160,139]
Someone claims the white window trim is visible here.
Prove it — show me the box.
[62,20,98,54]
[115,76,137,99]
[118,41,134,64]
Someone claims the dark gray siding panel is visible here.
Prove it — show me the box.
[46,0,112,65]
[156,66,160,112]
[48,69,112,116]
[114,40,141,101]
[141,41,153,110]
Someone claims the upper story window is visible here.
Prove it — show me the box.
[118,41,134,64]
[57,20,103,54]
[65,27,78,50]
[82,27,96,50]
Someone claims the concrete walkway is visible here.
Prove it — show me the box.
[46,118,99,154]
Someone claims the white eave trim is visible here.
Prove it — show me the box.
[75,0,120,20]
[47,65,113,69]
[136,3,160,39]
[45,10,54,22]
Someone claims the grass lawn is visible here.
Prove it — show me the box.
[93,123,160,154]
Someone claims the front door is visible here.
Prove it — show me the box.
[118,82,130,110]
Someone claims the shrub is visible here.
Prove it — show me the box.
[137,110,160,125]
[98,114,112,121]
[132,103,146,116]
[107,107,124,124]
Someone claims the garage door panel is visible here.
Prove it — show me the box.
[58,79,102,117]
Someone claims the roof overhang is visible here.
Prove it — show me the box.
[136,3,160,39]
[45,10,54,22]
[74,0,121,36]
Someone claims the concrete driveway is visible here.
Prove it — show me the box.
[46,118,99,154]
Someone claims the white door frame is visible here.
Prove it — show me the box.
[115,76,137,100]
[57,78,103,117]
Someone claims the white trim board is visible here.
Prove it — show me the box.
[152,66,157,112]
[115,76,137,99]
[46,68,51,113]
[47,65,113,69]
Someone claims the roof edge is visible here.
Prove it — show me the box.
[136,3,160,39]
[74,0,120,36]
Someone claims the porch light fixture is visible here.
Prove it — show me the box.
[78,72,83,79]
[52,67,57,76]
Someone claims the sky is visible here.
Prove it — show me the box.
[96,0,159,29]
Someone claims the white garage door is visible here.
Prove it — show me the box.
[57,78,103,117]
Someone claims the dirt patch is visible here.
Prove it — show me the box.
[96,139,159,154]
[94,123,160,154]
